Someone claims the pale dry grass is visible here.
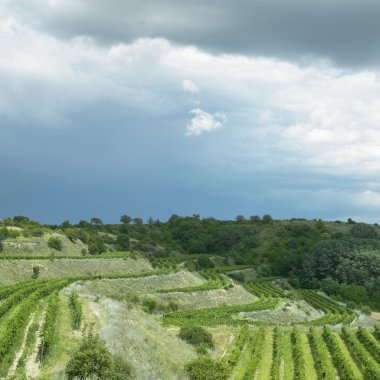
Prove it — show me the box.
[0,258,152,285]
[98,298,196,380]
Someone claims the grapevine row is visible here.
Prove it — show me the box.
[342,327,380,380]
[308,327,336,380]
[39,291,60,361]
[163,298,278,327]
[291,327,306,380]
[241,327,266,380]
[322,327,358,380]
[271,326,283,380]
[357,327,380,362]
[69,291,82,330]
[0,279,69,375]
[224,325,249,369]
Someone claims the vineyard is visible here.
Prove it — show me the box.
[0,256,378,379]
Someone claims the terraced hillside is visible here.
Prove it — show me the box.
[0,253,378,380]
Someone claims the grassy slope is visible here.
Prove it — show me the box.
[97,298,196,380]
[0,257,152,285]
[2,232,86,256]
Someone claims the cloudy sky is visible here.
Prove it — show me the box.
[1,0,380,223]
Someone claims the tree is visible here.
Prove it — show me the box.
[262,214,273,223]
[250,215,261,223]
[235,215,245,223]
[90,217,103,226]
[133,218,143,225]
[116,233,130,251]
[120,215,132,224]
[61,220,71,229]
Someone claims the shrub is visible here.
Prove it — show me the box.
[47,237,63,251]
[88,243,99,255]
[185,356,229,380]
[361,305,372,315]
[31,266,40,279]
[66,333,113,380]
[142,298,157,313]
[179,326,214,349]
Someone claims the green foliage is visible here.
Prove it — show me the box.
[357,327,380,362]
[303,238,380,309]
[47,237,63,251]
[342,327,380,380]
[120,215,132,224]
[116,232,130,250]
[163,299,278,327]
[223,325,248,369]
[241,327,266,380]
[271,326,283,380]
[0,280,70,375]
[308,328,336,380]
[185,356,229,380]
[244,281,284,298]
[350,223,378,239]
[179,326,214,349]
[66,332,113,380]
[69,292,82,329]
[142,298,157,313]
[322,327,356,380]
[39,292,60,361]
[31,266,40,279]
[291,327,306,380]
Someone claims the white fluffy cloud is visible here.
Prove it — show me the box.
[182,79,199,94]
[186,108,227,136]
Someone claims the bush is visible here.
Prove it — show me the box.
[88,243,99,255]
[197,256,214,269]
[47,237,63,251]
[31,266,40,279]
[142,298,157,313]
[179,326,214,349]
[350,223,378,238]
[185,356,229,380]
[361,305,372,315]
[66,333,113,380]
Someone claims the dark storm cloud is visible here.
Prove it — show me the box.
[9,0,380,68]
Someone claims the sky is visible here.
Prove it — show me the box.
[1,0,380,223]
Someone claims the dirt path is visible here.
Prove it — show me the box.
[25,309,47,379]
[6,312,36,379]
